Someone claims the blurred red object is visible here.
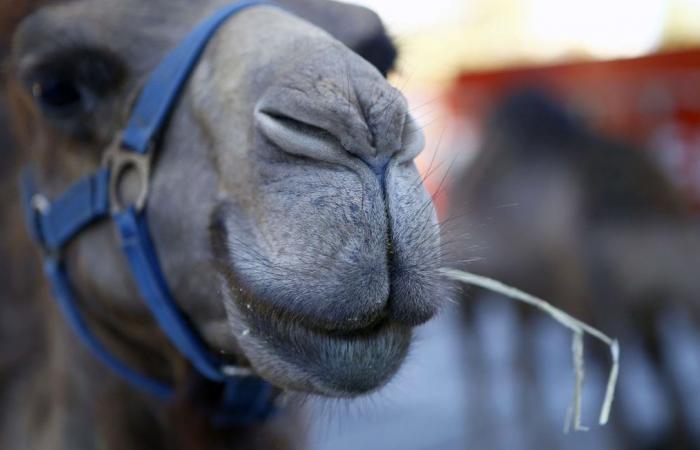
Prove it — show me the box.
[447,49,700,209]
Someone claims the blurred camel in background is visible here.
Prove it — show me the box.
[448,90,700,450]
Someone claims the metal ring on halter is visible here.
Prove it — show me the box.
[31,193,50,214]
[103,136,152,214]
[29,192,62,259]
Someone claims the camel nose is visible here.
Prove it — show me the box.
[254,61,422,179]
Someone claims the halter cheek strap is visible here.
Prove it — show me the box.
[20,1,275,426]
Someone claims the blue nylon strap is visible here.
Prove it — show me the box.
[43,258,173,399]
[113,0,278,418]
[20,169,110,250]
[19,1,277,422]
[121,0,270,153]
[113,208,277,418]
[213,377,275,427]
[20,172,171,398]
[114,207,225,382]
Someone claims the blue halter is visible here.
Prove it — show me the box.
[20,1,276,426]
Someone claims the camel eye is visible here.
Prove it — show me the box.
[21,47,126,123]
[31,75,85,116]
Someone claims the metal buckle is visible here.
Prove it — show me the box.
[103,135,152,214]
[30,192,50,215]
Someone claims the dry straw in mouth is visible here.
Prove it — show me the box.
[440,268,620,432]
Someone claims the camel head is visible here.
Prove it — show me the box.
[9,0,445,397]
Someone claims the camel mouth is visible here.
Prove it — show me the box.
[222,285,412,397]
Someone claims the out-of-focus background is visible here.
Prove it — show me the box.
[369,0,700,211]
[306,1,700,449]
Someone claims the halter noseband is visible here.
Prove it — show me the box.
[20,1,275,426]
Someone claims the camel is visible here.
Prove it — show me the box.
[448,90,700,449]
[0,1,447,448]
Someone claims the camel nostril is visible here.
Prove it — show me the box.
[256,107,393,185]
[255,81,414,168]
[255,109,344,161]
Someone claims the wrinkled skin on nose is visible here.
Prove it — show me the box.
[186,7,444,395]
[249,43,432,331]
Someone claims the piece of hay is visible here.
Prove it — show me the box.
[440,268,620,431]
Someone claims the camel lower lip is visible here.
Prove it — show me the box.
[231,297,411,396]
